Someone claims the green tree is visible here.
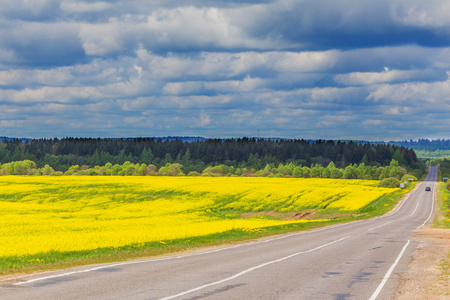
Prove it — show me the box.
[41,164,55,175]
[145,164,157,175]
[292,166,303,178]
[322,167,331,178]
[310,166,322,178]
[162,153,173,166]
[389,166,406,179]
[392,149,406,165]
[322,161,336,178]
[0,144,11,163]
[182,148,191,166]
[378,177,400,188]
[12,146,22,161]
[302,166,311,178]
[330,168,343,179]
[140,148,154,164]
[90,150,101,166]
[111,164,122,175]
[159,163,184,176]
[343,165,358,179]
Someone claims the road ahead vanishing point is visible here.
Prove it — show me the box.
[1,167,438,299]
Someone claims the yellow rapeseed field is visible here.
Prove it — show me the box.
[0,176,395,258]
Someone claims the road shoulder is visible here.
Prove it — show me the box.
[394,227,450,300]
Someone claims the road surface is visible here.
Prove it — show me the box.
[1,167,438,299]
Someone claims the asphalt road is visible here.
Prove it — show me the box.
[1,167,438,299]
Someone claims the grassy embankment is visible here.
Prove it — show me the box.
[435,180,450,288]
[0,176,413,276]
[435,182,450,228]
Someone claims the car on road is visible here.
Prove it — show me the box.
[425,187,431,191]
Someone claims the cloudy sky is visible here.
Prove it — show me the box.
[1,0,450,140]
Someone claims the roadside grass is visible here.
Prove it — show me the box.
[439,252,450,297]
[435,182,450,229]
[433,182,450,295]
[0,177,414,277]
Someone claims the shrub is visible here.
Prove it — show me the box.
[188,171,201,176]
[378,177,400,188]
[401,174,418,182]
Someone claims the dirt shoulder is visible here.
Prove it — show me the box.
[394,227,450,300]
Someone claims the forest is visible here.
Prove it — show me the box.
[0,137,425,180]
[390,138,450,151]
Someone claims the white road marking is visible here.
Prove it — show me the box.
[10,221,359,286]
[368,183,424,231]
[369,240,411,300]
[368,220,395,231]
[369,173,436,300]
[417,182,435,229]
[378,182,421,220]
[408,196,422,217]
[159,236,350,300]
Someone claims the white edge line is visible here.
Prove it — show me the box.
[410,198,421,217]
[159,236,350,300]
[11,220,360,286]
[417,182,436,229]
[368,240,410,300]
[384,182,422,217]
[368,220,395,231]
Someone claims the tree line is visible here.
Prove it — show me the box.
[390,138,450,151]
[0,137,422,173]
[0,158,420,186]
[440,159,450,191]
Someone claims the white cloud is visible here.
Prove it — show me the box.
[334,69,424,86]
[309,86,361,102]
[60,1,112,13]
[205,76,266,93]
[272,50,340,73]
[162,82,204,95]
[78,22,124,56]
[197,112,212,127]
[1,0,450,139]
[367,78,450,109]
[392,0,450,28]
[0,68,73,86]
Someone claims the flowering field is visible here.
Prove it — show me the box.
[0,176,399,270]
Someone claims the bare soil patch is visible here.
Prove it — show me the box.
[241,209,320,220]
[394,227,450,300]
[240,209,355,221]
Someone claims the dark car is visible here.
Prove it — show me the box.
[425,187,431,191]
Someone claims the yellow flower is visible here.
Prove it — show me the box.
[0,176,394,257]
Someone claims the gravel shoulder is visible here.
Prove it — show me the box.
[394,227,450,300]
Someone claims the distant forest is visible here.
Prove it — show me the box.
[390,138,450,151]
[0,137,422,173]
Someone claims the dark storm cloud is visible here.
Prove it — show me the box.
[239,0,450,50]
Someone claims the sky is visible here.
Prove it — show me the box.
[1,0,450,140]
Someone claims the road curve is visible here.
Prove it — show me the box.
[1,167,438,299]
